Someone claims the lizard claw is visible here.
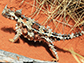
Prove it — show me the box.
[9,39,14,43]
[51,58,59,62]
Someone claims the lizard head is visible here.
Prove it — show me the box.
[2,5,22,20]
[2,5,10,18]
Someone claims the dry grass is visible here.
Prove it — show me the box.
[25,0,84,34]
[64,48,84,63]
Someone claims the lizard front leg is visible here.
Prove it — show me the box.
[9,28,22,43]
[9,23,22,43]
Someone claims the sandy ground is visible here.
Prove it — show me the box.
[0,0,84,63]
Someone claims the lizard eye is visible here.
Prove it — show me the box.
[26,18,29,21]
[15,9,22,17]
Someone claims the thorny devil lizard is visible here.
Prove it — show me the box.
[2,5,84,62]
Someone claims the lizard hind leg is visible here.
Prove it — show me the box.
[41,36,59,62]
[49,42,59,62]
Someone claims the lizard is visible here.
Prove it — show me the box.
[2,5,84,62]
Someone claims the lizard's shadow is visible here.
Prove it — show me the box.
[20,35,69,58]
[1,27,70,58]
[1,27,20,43]
[1,27,15,33]
[20,35,55,58]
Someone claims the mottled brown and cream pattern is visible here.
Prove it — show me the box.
[2,5,84,62]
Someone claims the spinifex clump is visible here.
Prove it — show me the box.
[31,0,84,34]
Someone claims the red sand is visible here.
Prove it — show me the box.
[0,0,84,63]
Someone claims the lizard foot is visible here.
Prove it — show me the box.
[51,58,59,62]
[9,39,14,43]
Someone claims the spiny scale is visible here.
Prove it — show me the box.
[2,5,84,62]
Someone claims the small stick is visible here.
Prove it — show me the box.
[20,0,25,5]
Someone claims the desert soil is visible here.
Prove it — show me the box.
[0,0,84,63]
